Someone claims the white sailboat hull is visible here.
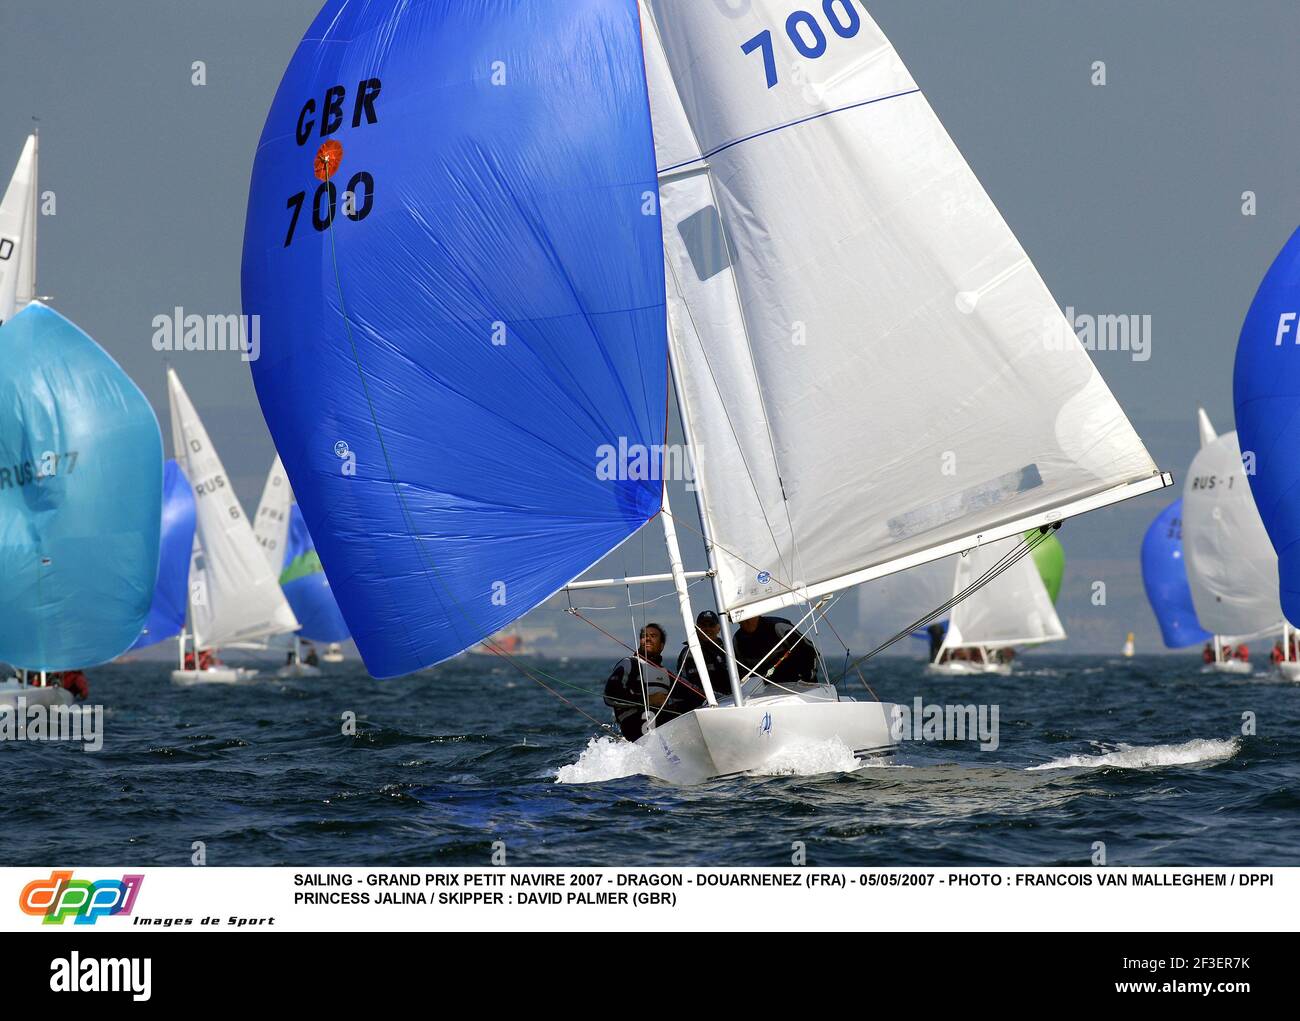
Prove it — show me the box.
[1202,660,1252,676]
[1276,661,1300,681]
[927,660,1012,677]
[170,667,259,686]
[635,685,896,782]
[0,682,75,709]
[276,662,322,678]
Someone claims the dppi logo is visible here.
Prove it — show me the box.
[19,870,143,925]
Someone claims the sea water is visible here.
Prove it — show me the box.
[0,655,1295,865]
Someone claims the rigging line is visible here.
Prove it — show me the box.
[732,597,830,687]
[843,526,1055,675]
[568,607,706,702]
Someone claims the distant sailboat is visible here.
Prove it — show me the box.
[242,1,1168,779]
[929,536,1066,675]
[1122,633,1135,658]
[167,369,298,684]
[252,455,349,677]
[129,459,197,651]
[1141,499,1212,651]
[0,303,163,706]
[1182,411,1281,676]
[1233,226,1300,681]
[0,131,38,325]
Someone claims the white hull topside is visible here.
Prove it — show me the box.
[277,662,322,678]
[170,667,260,686]
[1202,660,1253,676]
[926,660,1012,677]
[0,683,76,709]
[1276,661,1300,681]
[636,684,897,783]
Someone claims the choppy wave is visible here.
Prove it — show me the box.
[1028,738,1240,771]
[745,737,862,776]
[554,736,659,784]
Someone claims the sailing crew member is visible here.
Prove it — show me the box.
[60,670,89,700]
[670,610,728,715]
[1271,642,1284,665]
[926,623,945,664]
[1202,642,1214,664]
[732,615,819,688]
[303,643,320,667]
[1234,643,1249,662]
[603,623,671,741]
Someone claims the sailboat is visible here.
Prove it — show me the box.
[167,369,298,684]
[1121,633,1135,658]
[1,303,163,707]
[929,536,1066,675]
[252,456,349,677]
[1141,499,1212,652]
[240,1,1168,780]
[1182,410,1281,675]
[0,131,38,325]
[128,459,197,652]
[1234,226,1300,680]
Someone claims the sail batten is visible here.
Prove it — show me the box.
[642,0,1163,620]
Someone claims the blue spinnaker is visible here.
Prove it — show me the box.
[1141,499,1211,649]
[280,503,350,644]
[130,459,196,650]
[1234,226,1300,624]
[242,1,667,676]
[0,302,163,669]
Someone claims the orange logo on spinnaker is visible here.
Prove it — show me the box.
[314,139,344,180]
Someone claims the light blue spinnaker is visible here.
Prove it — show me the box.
[1141,499,1211,649]
[130,459,196,650]
[280,503,349,644]
[242,0,668,676]
[0,302,163,669]
[1233,226,1300,624]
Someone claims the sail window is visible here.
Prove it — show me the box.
[677,205,732,282]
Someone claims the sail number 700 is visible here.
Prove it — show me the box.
[284,172,374,248]
[741,0,864,89]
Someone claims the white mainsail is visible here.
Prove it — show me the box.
[1182,430,1282,639]
[0,133,37,324]
[641,1,1165,622]
[942,537,1066,651]
[252,455,293,572]
[168,368,298,648]
[855,556,953,652]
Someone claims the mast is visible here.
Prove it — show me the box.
[660,487,717,706]
[27,123,37,303]
[663,302,745,707]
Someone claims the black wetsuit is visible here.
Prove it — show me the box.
[670,634,729,716]
[603,652,669,741]
[732,616,819,687]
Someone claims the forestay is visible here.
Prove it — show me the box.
[641,0,1162,620]
[168,369,298,648]
[1182,431,1282,638]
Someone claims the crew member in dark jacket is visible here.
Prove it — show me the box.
[669,610,728,716]
[732,615,820,687]
[603,623,670,741]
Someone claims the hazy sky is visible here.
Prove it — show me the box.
[3,0,1299,657]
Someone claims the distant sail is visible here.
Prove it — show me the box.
[168,368,298,648]
[0,303,162,669]
[280,504,350,643]
[855,556,953,652]
[1182,430,1282,638]
[252,455,292,571]
[1140,499,1211,649]
[242,1,667,676]
[131,459,197,650]
[641,0,1163,620]
[943,537,1066,650]
[0,134,37,324]
[1028,529,1065,604]
[1197,407,1218,450]
[1233,226,1300,623]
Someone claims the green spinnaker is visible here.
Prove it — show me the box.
[1027,529,1065,604]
